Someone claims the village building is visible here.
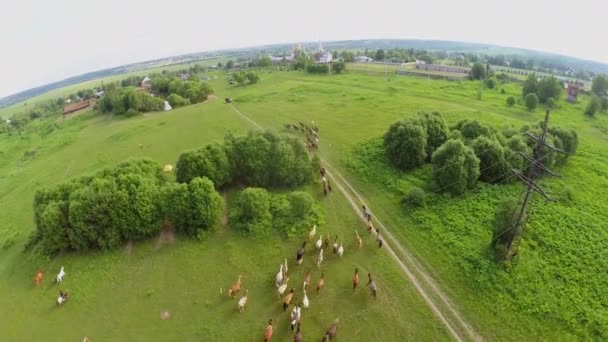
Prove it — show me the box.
[314,42,333,64]
[354,55,373,62]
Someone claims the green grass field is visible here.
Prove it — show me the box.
[1,68,607,340]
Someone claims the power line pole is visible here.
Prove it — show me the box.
[507,109,566,258]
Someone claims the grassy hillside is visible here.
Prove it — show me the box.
[208,70,608,339]
[0,77,448,341]
[1,69,607,340]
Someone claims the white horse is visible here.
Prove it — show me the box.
[56,266,66,283]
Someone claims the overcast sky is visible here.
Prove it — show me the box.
[1,0,607,98]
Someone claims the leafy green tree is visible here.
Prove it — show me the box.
[485,78,496,89]
[231,187,272,236]
[340,51,355,62]
[546,97,556,109]
[258,56,272,68]
[233,72,246,85]
[225,60,235,69]
[245,71,260,84]
[416,111,449,160]
[525,93,538,110]
[522,74,538,97]
[401,187,426,208]
[455,120,495,140]
[167,93,189,108]
[601,97,608,112]
[537,76,562,103]
[472,136,511,183]
[506,96,516,106]
[332,61,346,74]
[591,74,608,96]
[431,139,480,195]
[470,62,486,80]
[375,49,385,61]
[585,95,601,117]
[176,143,231,188]
[383,120,427,170]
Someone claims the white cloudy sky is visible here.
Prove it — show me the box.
[1,0,607,98]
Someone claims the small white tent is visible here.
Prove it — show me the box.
[164,101,172,111]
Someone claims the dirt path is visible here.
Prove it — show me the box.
[228,104,482,342]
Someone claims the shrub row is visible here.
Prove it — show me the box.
[30,159,223,255]
[230,188,323,238]
[177,131,313,189]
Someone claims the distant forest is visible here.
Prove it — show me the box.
[2,39,607,109]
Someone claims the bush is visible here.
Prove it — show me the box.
[401,187,426,208]
[176,143,231,188]
[585,95,601,117]
[383,119,427,170]
[231,188,272,236]
[522,74,538,97]
[306,64,330,74]
[601,97,608,112]
[225,131,312,187]
[431,139,480,195]
[500,88,506,94]
[32,159,169,254]
[546,97,556,109]
[537,76,562,103]
[486,78,496,89]
[416,111,449,160]
[245,72,260,84]
[162,177,223,237]
[455,120,495,140]
[525,93,538,110]
[506,96,516,107]
[167,93,189,108]
[332,61,346,74]
[472,136,511,183]
[271,191,323,238]
[470,62,486,80]
[491,197,522,262]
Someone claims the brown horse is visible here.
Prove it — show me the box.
[34,271,43,286]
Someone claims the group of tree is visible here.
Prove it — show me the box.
[521,74,562,110]
[232,71,260,85]
[150,76,213,104]
[383,113,578,197]
[97,87,165,115]
[29,159,224,255]
[586,74,608,117]
[230,188,323,238]
[176,130,314,189]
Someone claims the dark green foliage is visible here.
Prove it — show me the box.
[258,55,272,68]
[246,71,260,84]
[306,64,330,74]
[225,131,312,187]
[546,97,556,109]
[506,96,516,107]
[175,144,231,188]
[500,88,506,94]
[449,130,462,140]
[485,78,496,89]
[537,77,562,103]
[231,187,272,236]
[591,74,608,96]
[383,119,427,170]
[585,95,601,117]
[163,177,223,237]
[167,93,190,108]
[32,159,170,255]
[233,72,245,85]
[454,120,495,140]
[401,187,426,208]
[151,76,213,104]
[225,60,235,69]
[600,97,608,112]
[491,197,522,262]
[121,76,143,88]
[270,192,324,238]
[472,136,511,183]
[470,62,486,80]
[525,93,538,110]
[98,88,164,115]
[522,74,538,97]
[416,111,449,160]
[431,139,480,195]
[375,49,385,60]
[332,61,346,74]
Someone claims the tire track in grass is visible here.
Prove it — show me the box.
[228,104,480,341]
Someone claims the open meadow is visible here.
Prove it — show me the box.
[1,68,607,341]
